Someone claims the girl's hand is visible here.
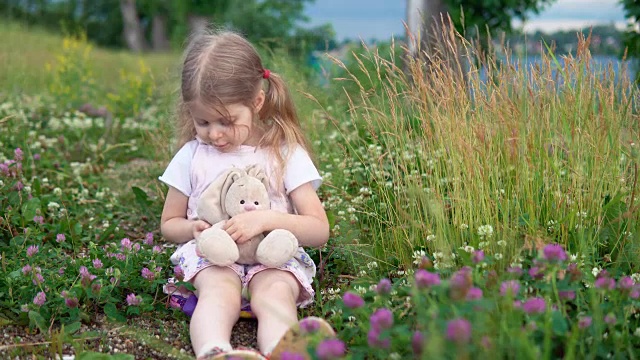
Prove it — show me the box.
[223,211,269,244]
[192,220,211,239]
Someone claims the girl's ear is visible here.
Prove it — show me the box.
[254,90,265,112]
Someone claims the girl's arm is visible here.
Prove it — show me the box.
[161,187,210,244]
[224,182,330,248]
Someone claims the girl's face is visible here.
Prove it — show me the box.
[190,92,265,152]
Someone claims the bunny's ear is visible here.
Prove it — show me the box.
[197,167,244,224]
[219,168,243,215]
[245,164,270,190]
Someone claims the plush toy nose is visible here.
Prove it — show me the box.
[244,204,257,212]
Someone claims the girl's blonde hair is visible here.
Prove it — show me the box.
[175,29,311,176]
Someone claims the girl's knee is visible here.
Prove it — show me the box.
[250,270,300,303]
[193,266,241,297]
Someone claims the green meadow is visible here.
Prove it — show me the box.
[1,21,640,359]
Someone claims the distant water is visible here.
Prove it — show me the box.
[483,55,637,85]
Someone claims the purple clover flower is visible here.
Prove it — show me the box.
[126,293,141,306]
[56,233,66,243]
[120,238,132,251]
[343,292,365,309]
[144,232,154,245]
[281,352,306,360]
[594,276,616,290]
[370,308,393,330]
[558,290,576,300]
[500,280,520,297]
[411,331,424,355]
[604,313,616,325]
[376,278,392,295]
[14,148,23,161]
[542,243,567,262]
[618,276,634,291]
[33,291,46,306]
[141,267,155,281]
[367,328,390,349]
[22,264,32,275]
[93,258,103,269]
[446,318,472,343]
[174,265,184,278]
[522,297,546,314]
[315,338,346,360]
[299,318,321,334]
[578,316,592,329]
[415,269,440,289]
[26,245,39,257]
[466,287,483,300]
[472,250,485,264]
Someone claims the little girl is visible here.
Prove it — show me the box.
[159,30,332,359]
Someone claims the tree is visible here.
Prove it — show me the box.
[621,0,640,82]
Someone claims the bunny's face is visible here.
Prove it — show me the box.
[224,176,270,217]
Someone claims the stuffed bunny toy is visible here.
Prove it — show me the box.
[195,164,299,268]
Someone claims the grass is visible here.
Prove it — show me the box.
[1,22,640,359]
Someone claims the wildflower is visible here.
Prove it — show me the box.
[26,245,39,257]
[91,282,102,294]
[79,266,96,287]
[522,297,546,314]
[367,328,390,349]
[33,272,44,286]
[33,292,46,306]
[411,331,424,355]
[343,292,365,309]
[477,224,494,238]
[446,318,472,343]
[126,293,142,306]
[466,287,483,300]
[449,267,473,300]
[595,276,616,290]
[604,313,616,325]
[22,264,32,275]
[14,148,23,161]
[33,153,40,160]
[281,352,306,360]
[174,265,184,279]
[141,267,155,281]
[618,276,634,291]
[500,280,521,297]
[542,244,567,262]
[21,304,29,312]
[56,233,66,243]
[528,266,544,280]
[65,296,79,308]
[120,238,132,251]
[300,318,321,334]
[33,216,44,224]
[370,308,393,330]
[415,270,440,289]
[144,232,154,245]
[92,258,103,269]
[152,245,162,253]
[559,290,576,300]
[472,250,485,264]
[567,263,582,282]
[578,316,592,329]
[315,339,346,360]
[507,266,523,276]
[376,278,392,295]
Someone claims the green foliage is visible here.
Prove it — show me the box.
[621,0,640,82]
[324,247,640,359]
[447,0,557,35]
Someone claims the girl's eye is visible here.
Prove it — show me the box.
[254,201,259,205]
[240,200,245,204]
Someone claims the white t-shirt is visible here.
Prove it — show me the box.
[159,138,322,219]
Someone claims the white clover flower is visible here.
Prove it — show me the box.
[478,241,489,249]
[367,261,378,270]
[0,180,3,187]
[23,186,31,194]
[495,253,503,260]
[47,202,60,211]
[497,240,507,247]
[463,246,475,253]
[412,250,426,265]
[426,234,436,242]
[477,224,494,238]
[460,223,469,230]
[631,273,640,283]
[592,267,601,277]
[354,286,367,295]
[570,253,578,261]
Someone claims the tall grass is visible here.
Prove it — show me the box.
[325,31,639,273]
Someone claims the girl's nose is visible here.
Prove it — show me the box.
[208,127,223,140]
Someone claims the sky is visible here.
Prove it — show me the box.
[303,0,628,41]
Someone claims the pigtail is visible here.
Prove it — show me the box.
[258,71,312,174]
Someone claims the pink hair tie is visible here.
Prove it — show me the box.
[262,69,270,79]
